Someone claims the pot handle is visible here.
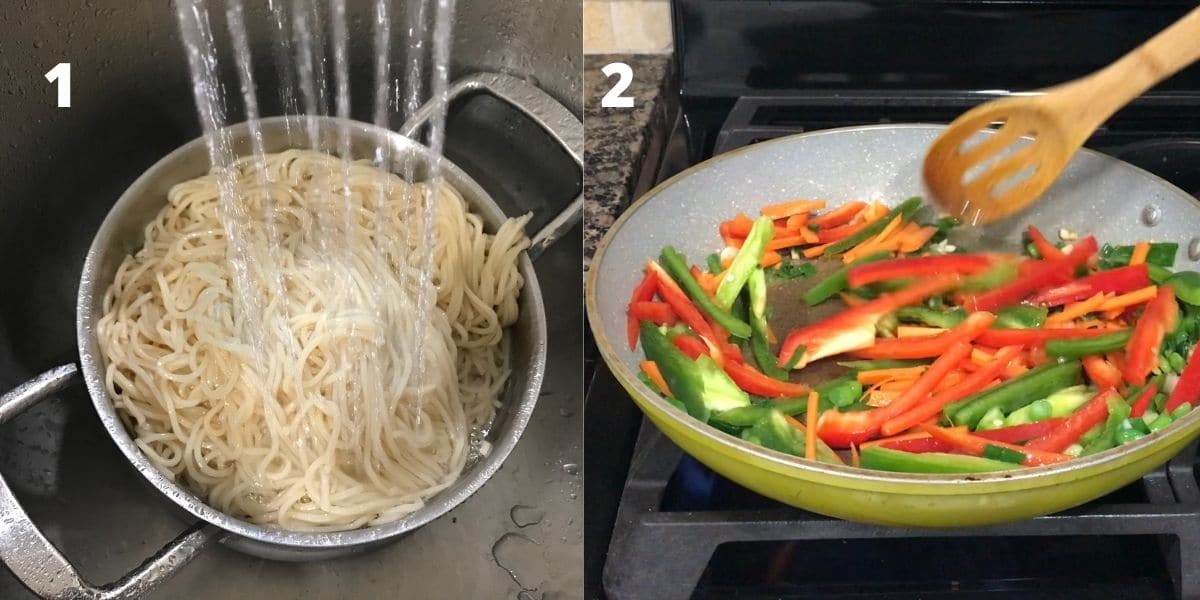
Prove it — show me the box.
[0,366,218,599]
[400,72,583,260]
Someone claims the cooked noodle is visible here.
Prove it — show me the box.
[96,150,529,531]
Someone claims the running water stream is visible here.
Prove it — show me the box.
[172,0,458,427]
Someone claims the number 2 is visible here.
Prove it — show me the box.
[601,62,633,108]
[45,63,71,108]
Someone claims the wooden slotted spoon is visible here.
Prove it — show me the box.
[924,6,1200,224]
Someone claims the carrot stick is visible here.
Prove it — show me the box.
[934,370,967,392]
[803,242,835,258]
[785,214,808,232]
[719,222,742,248]
[857,366,929,384]
[640,361,671,396]
[850,443,860,468]
[879,379,916,392]
[767,235,810,251]
[843,215,903,263]
[873,341,973,424]
[1045,292,1109,326]
[725,212,758,237]
[761,199,827,220]
[812,201,867,229]
[805,391,819,460]
[971,347,995,365]
[880,345,1022,436]
[1129,241,1151,266]
[761,250,783,268]
[1098,285,1158,312]
[899,226,938,254]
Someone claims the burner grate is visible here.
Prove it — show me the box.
[602,421,1200,600]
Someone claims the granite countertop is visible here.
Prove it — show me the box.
[584,54,674,265]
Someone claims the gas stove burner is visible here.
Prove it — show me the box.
[1111,140,1200,199]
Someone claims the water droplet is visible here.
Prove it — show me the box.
[1189,238,1200,261]
[1142,204,1161,226]
[509,504,544,528]
[557,407,572,418]
[491,532,544,594]
[561,463,579,476]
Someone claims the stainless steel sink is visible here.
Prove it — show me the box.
[0,1,581,597]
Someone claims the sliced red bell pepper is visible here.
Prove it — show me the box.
[847,254,994,288]
[878,435,953,454]
[647,260,725,363]
[973,418,1068,444]
[817,408,883,449]
[850,311,996,360]
[919,423,1070,467]
[1165,348,1200,413]
[961,237,1097,312]
[627,270,659,350]
[975,326,1125,348]
[1083,354,1124,390]
[673,334,744,364]
[1028,264,1150,306]
[777,275,962,369]
[1129,383,1159,419]
[1027,225,1066,260]
[723,361,811,397]
[1124,285,1178,386]
[673,334,709,360]
[1025,388,1117,452]
[628,301,676,326]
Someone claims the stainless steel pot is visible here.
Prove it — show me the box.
[0,72,581,599]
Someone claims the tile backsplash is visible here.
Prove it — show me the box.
[584,0,672,54]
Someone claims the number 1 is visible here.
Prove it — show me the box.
[45,63,71,108]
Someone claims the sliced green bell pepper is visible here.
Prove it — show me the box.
[639,321,749,422]
[1045,329,1133,360]
[859,446,1020,474]
[1099,242,1178,269]
[747,268,789,381]
[748,409,842,464]
[1003,385,1091,426]
[945,361,1083,428]
[716,216,774,309]
[994,304,1048,329]
[816,376,863,409]
[660,246,752,339]
[895,306,966,329]
[1167,271,1200,306]
[802,251,892,306]
[1081,394,1132,456]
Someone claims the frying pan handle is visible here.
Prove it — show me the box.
[400,72,583,261]
[0,366,219,599]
